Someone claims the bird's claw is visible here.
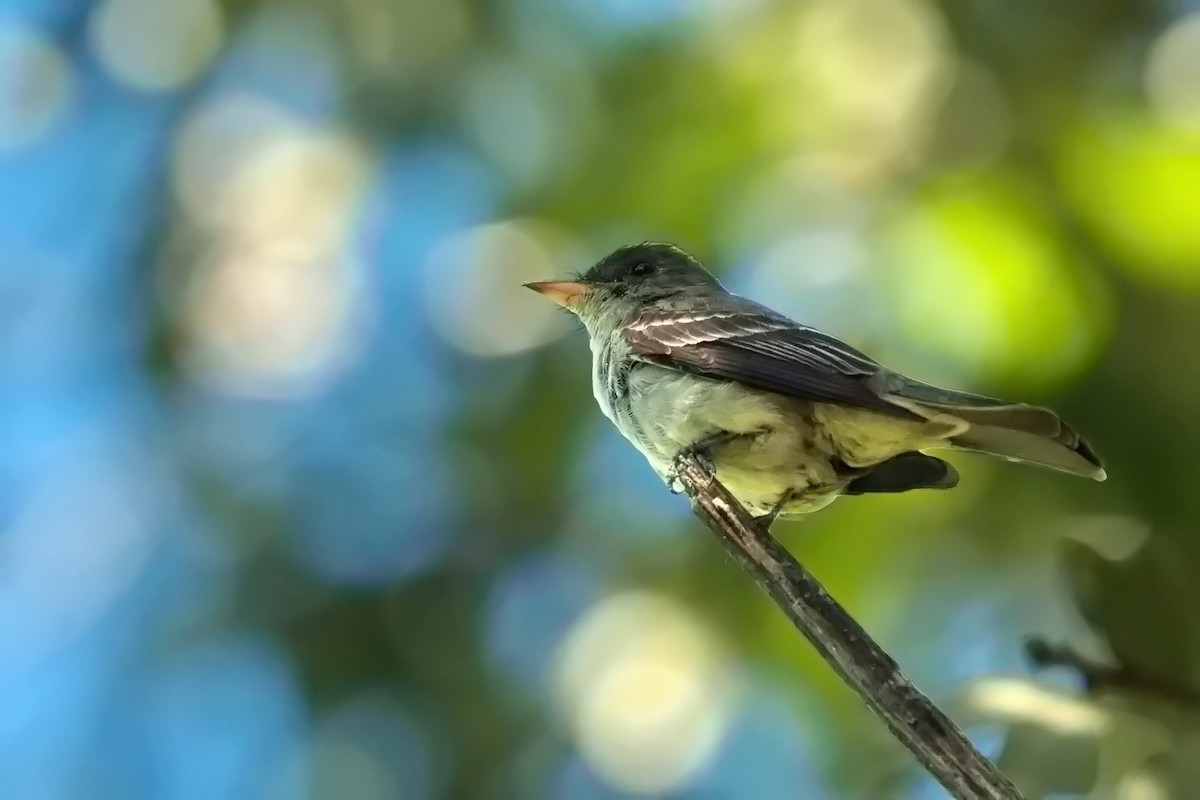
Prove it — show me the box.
[752,489,794,531]
[665,430,758,494]
[666,446,717,494]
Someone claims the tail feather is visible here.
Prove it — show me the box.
[885,379,1107,481]
[951,422,1105,480]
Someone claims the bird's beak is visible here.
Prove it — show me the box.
[523,280,594,310]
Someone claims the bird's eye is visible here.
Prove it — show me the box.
[630,262,654,277]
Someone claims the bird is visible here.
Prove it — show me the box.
[525,242,1105,526]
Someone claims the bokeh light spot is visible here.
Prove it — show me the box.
[1059,114,1200,285]
[555,591,737,795]
[1145,12,1200,132]
[172,113,373,397]
[90,0,224,91]
[0,21,72,150]
[423,220,581,357]
[883,175,1109,386]
[180,246,370,397]
[173,93,299,225]
[779,0,951,174]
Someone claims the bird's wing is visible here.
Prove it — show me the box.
[625,303,919,419]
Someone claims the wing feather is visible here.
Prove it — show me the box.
[625,306,917,418]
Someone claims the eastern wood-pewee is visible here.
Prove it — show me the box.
[526,242,1105,525]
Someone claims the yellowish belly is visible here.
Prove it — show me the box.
[620,367,952,518]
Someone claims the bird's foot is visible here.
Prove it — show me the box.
[752,489,795,531]
[666,430,744,494]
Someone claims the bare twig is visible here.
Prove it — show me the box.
[674,454,1024,800]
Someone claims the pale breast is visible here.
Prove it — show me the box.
[620,366,847,513]
[622,366,726,467]
[590,330,627,426]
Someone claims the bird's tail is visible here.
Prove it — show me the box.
[885,379,1107,481]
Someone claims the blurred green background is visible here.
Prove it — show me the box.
[3,0,1200,797]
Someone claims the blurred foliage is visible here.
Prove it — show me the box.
[4,0,1200,798]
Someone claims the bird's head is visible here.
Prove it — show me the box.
[525,242,723,333]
